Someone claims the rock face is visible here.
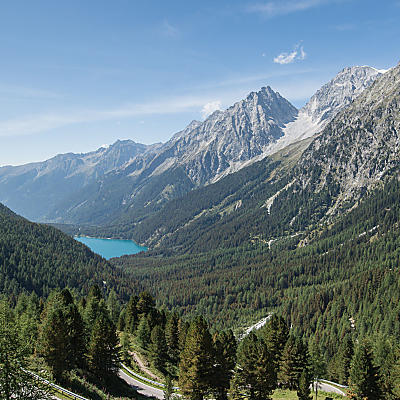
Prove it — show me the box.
[0,66,385,225]
[274,66,383,151]
[294,63,400,214]
[135,86,298,185]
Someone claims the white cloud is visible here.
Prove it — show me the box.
[248,0,342,17]
[274,44,306,64]
[201,101,222,119]
[274,50,298,65]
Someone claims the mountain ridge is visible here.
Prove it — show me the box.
[0,65,384,226]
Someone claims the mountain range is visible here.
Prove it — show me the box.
[0,65,383,229]
[2,60,400,375]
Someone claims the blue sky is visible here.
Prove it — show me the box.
[0,0,399,165]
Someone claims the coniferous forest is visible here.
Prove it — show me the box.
[2,175,400,398]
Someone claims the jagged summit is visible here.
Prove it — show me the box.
[143,85,298,185]
[272,65,383,153]
[295,62,400,213]
[0,65,387,224]
[302,65,382,124]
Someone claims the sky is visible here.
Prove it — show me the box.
[0,0,399,166]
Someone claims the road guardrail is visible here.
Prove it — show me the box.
[121,363,179,390]
[23,369,89,400]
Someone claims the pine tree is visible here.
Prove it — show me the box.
[279,335,309,390]
[178,318,189,353]
[179,316,215,400]
[106,289,120,324]
[230,332,276,400]
[150,325,168,372]
[120,330,131,364]
[308,338,326,400]
[212,330,237,400]
[337,334,353,385]
[36,290,85,378]
[124,295,139,333]
[165,312,180,362]
[0,300,52,400]
[297,369,312,400]
[86,308,120,376]
[136,316,152,349]
[137,291,155,317]
[349,341,383,400]
[262,314,289,364]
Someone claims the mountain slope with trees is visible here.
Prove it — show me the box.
[0,203,134,299]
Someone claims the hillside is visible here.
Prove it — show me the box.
[0,203,134,298]
[115,176,400,364]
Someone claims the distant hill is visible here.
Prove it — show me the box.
[0,203,134,298]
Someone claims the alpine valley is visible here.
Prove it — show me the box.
[2,62,400,397]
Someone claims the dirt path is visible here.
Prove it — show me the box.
[129,351,160,380]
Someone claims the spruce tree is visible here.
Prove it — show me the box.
[230,332,276,400]
[393,347,400,399]
[86,307,120,376]
[88,284,102,301]
[179,316,215,400]
[308,338,326,400]
[15,292,41,354]
[349,341,383,400]
[279,335,309,390]
[149,325,168,372]
[165,312,180,362]
[164,374,174,400]
[124,294,139,333]
[120,330,131,364]
[297,369,312,400]
[136,316,151,349]
[212,330,237,400]
[36,289,85,378]
[262,314,289,364]
[178,318,189,353]
[337,334,353,385]
[106,289,120,324]
[137,291,155,317]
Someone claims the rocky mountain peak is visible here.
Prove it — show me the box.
[295,62,400,214]
[273,65,384,153]
[302,65,383,124]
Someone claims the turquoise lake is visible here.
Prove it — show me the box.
[74,236,147,260]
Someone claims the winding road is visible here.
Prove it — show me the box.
[118,369,165,399]
[118,367,346,399]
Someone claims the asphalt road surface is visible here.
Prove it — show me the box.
[119,369,165,399]
[315,381,346,396]
[119,368,346,399]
